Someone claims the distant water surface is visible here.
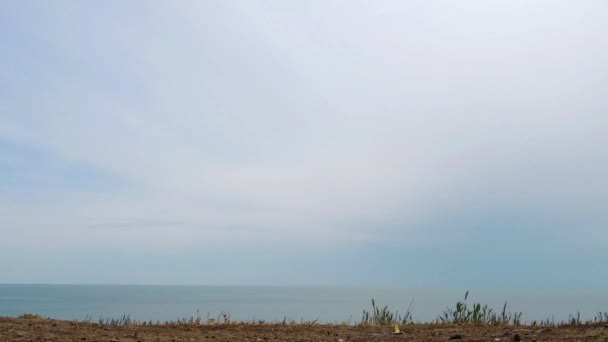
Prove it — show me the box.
[0,285,606,323]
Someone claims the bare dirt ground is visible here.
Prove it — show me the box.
[2,316,608,342]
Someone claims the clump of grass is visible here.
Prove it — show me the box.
[168,310,232,325]
[568,312,582,326]
[437,290,522,325]
[361,298,413,325]
[595,312,608,323]
[18,313,44,319]
[174,310,202,325]
[302,318,320,325]
[533,311,608,327]
[95,310,209,326]
[98,314,133,326]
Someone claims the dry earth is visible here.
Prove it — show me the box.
[2,316,608,341]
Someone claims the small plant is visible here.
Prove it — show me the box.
[98,314,133,326]
[18,313,43,319]
[438,291,522,325]
[595,312,608,323]
[568,312,582,326]
[175,314,202,325]
[361,298,413,325]
[301,318,319,325]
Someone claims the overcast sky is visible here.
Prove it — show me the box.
[1,0,607,286]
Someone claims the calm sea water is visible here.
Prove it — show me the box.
[0,285,606,323]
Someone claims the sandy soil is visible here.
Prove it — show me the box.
[2,316,608,341]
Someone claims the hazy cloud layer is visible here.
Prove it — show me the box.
[1,1,607,284]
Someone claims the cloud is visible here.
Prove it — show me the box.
[1,0,607,254]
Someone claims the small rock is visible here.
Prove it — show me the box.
[338,339,344,342]
[513,334,521,341]
[494,338,501,342]
[449,334,464,340]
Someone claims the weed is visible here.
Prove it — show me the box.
[438,290,522,325]
[361,298,413,325]
[18,313,43,319]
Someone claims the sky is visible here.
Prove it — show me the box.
[1,0,607,286]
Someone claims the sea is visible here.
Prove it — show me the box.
[0,285,606,324]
